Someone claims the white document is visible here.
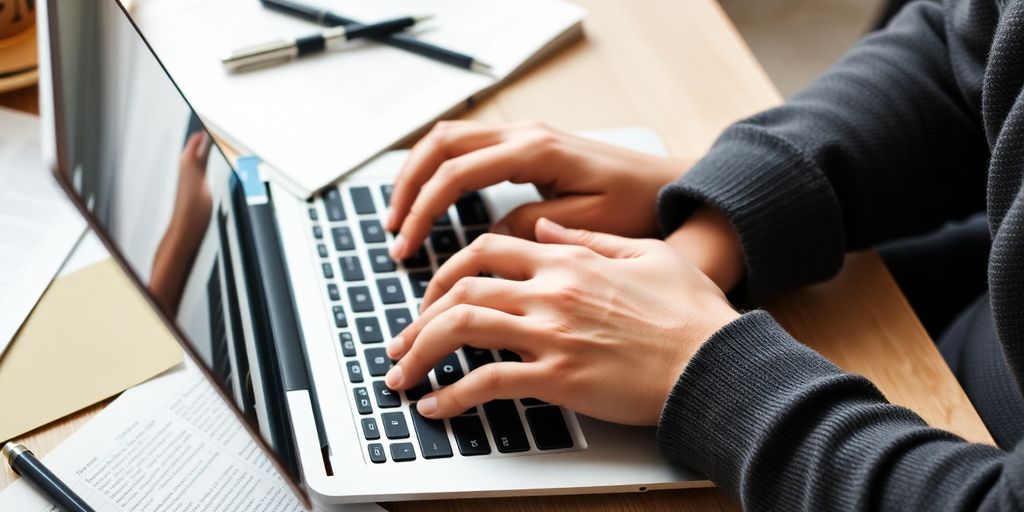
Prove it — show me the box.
[130,0,586,197]
[0,106,85,357]
[0,362,384,512]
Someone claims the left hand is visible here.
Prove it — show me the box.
[384,218,740,426]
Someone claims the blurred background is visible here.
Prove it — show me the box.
[721,0,888,97]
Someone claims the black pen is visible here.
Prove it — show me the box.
[2,443,95,512]
[260,0,493,74]
[223,15,432,72]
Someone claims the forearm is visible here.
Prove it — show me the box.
[658,311,1023,511]
[664,205,744,293]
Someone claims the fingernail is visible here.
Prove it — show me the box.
[490,223,510,236]
[390,234,407,259]
[417,395,438,416]
[386,335,405,358]
[385,365,403,388]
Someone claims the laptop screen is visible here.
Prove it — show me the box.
[42,0,310,503]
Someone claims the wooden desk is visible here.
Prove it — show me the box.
[0,1,992,510]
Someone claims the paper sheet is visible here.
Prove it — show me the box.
[130,0,585,197]
[0,362,384,512]
[0,106,86,357]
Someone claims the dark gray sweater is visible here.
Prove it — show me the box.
[655,0,1024,509]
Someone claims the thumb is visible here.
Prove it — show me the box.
[534,217,643,259]
[490,196,592,240]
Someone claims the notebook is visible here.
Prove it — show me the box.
[129,0,587,198]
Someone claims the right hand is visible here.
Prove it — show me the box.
[386,120,693,260]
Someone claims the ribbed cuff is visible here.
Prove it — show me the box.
[655,311,846,496]
[657,124,845,300]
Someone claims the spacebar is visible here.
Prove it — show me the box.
[410,406,453,459]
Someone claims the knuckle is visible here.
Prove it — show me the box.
[449,304,476,330]
[451,277,475,302]
[469,232,499,255]
[479,364,503,393]
[436,160,461,181]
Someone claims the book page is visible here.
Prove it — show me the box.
[0,362,383,512]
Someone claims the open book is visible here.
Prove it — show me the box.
[130,0,586,198]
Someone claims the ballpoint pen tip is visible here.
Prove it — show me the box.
[415,14,436,24]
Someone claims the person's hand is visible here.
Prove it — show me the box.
[386,120,693,260]
[383,218,740,426]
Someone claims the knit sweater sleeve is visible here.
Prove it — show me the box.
[658,0,989,299]
[657,311,1024,511]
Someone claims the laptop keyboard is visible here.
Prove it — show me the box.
[309,183,584,464]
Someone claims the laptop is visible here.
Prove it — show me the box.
[36,0,707,506]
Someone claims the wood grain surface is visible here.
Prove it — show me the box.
[0,1,990,511]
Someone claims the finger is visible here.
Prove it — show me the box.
[491,195,597,240]
[388,277,526,359]
[393,138,554,259]
[422,234,547,307]
[181,133,204,165]
[388,121,504,233]
[415,362,546,418]
[534,217,645,259]
[385,305,540,390]
[196,132,213,165]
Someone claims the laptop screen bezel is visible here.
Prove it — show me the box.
[35,0,313,507]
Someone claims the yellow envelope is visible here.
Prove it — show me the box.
[0,258,182,441]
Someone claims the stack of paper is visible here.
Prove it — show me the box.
[130,0,586,197]
[0,362,381,511]
[0,107,85,358]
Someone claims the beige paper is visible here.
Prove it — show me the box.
[0,258,182,441]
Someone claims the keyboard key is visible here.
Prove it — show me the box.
[360,219,386,243]
[376,278,405,304]
[332,306,348,328]
[347,286,374,312]
[402,247,429,269]
[381,412,410,439]
[354,387,372,414]
[499,349,522,362]
[338,256,364,282]
[464,228,487,245]
[410,406,453,459]
[361,418,380,440]
[347,361,365,384]
[323,188,347,221]
[373,381,402,408]
[408,272,431,298]
[308,207,319,221]
[526,406,574,450]
[355,317,384,343]
[430,229,461,255]
[434,353,464,386]
[390,442,416,462]
[368,248,395,273]
[385,308,413,337]
[313,225,324,240]
[331,227,355,251]
[339,332,356,357]
[365,348,393,376]
[463,347,495,370]
[406,378,433,401]
[435,211,452,226]
[368,443,386,463]
[350,186,376,214]
[521,398,548,406]
[456,192,490,225]
[327,284,340,302]
[450,415,491,456]
[380,184,393,206]
[483,400,529,453]
[317,244,328,258]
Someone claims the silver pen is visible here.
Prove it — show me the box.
[222,15,432,72]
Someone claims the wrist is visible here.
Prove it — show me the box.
[665,205,744,292]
